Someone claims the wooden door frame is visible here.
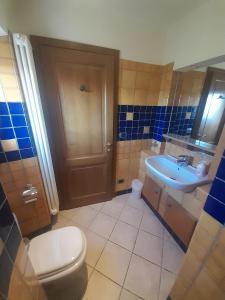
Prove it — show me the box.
[30,36,119,204]
[192,67,225,144]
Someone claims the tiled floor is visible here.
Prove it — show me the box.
[52,194,185,300]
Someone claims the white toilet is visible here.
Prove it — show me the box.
[28,226,87,300]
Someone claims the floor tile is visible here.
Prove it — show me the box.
[71,206,98,228]
[82,270,121,300]
[134,230,163,266]
[51,213,77,230]
[162,240,184,274]
[96,241,131,285]
[110,221,138,251]
[124,254,161,300]
[101,200,125,219]
[119,205,143,228]
[86,264,94,279]
[159,269,176,300]
[89,212,117,238]
[59,208,78,220]
[120,289,142,300]
[113,194,129,205]
[84,229,107,267]
[140,210,164,237]
[88,202,105,212]
[163,229,177,246]
[126,196,148,212]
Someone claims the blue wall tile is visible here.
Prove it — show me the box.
[17,138,32,149]
[8,102,24,115]
[5,151,20,162]
[216,157,225,182]
[14,126,29,139]
[0,153,6,164]
[0,249,13,298]
[5,222,21,262]
[0,184,5,207]
[0,183,22,298]
[0,201,14,242]
[20,148,34,159]
[204,150,225,225]
[0,116,12,128]
[0,128,15,140]
[204,195,225,225]
[0,103,9,115]
[11,115,26,127]
[210,178,225,205]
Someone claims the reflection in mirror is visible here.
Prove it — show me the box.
[167,58,225,149]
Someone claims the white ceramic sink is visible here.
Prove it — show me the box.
[145,155,211,192]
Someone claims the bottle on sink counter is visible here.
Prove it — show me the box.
[195,160,209,177]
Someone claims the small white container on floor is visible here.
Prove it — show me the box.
[131,179,143,199]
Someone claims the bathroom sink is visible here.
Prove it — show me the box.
[145,155,211,192]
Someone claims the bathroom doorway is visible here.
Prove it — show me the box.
[31,36,119,209]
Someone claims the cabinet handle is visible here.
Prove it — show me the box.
[167,203,172,208]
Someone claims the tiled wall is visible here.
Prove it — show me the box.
[119,59,162,106]
[0,102,36,162]
[0,182,47,300]
[204,150,225,225]
[169,149,225,300]
[116,139,151,191]
[173,70,206,107]
[168,106,197,136]
[0,37,35,163]
[0,37,50,235]
[158,63,174,106]
[117,105,170,142]
[169,211,225,300]
[117,105,198,141]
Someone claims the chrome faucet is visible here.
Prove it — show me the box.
[176,155,192,166]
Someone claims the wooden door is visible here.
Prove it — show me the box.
[31,36,119,209]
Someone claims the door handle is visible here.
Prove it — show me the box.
[106,142,112,152]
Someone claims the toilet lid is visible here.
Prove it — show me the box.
[28,226,84,277]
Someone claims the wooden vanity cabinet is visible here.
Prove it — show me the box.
[142,175,162,210]
[159,191,197,246]
[142,175,197,248]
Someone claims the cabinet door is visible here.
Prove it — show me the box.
[159,191,197,247]
[142,175,161,210]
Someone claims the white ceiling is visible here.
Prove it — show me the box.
[1,0,216,65]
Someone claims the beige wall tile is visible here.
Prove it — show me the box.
[120,59,137,71]
[135,71,151,89]
[120,69,136,88]
[119,87,134,104]
[0,73,19,89]
[0,58,16,74]
[0,37,12,59]
[126,112,133,121]
[1,139,18,152]
[133,89,148,105]
[3,87,22,102]
[0,158,51,235]
[116,158,130,191]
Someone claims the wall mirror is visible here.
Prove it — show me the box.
[167,55,225,152]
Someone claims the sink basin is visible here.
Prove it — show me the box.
[145,155,211,192]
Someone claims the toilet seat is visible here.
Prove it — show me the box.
[28,226,87,283]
